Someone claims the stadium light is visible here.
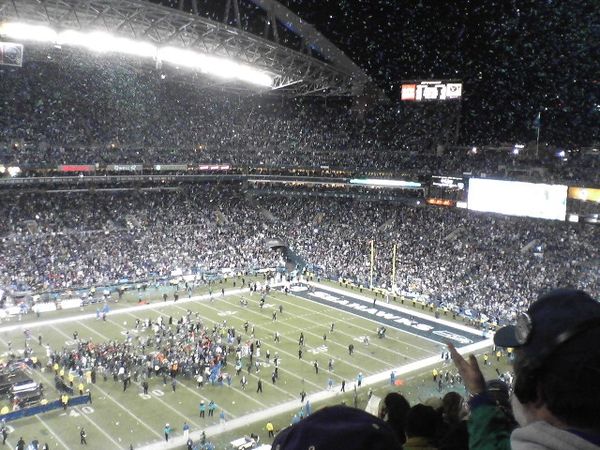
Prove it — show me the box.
[349,179,421,188]
[7,166,21,177]
[0,22,56,42]
[0,21,274,87]
[158,47,273,87]
[58,30,156,57]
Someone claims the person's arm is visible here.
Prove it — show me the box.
[466,392,512,450]
[447,342,511,450]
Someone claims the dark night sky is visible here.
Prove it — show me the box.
[277,0,599,146]
[158,0,599,146]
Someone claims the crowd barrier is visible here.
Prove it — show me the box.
[0,393,91,422]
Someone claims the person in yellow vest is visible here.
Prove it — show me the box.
[31,356,38,369]
[61,394,69,410]
[496,350,502,362]
[85,371,92,384]
[53,362,59,375]
[266,421,275,439]
[483,353,489,366]
[59,367,65,379]
[40,399,48,406]
[68,373,75,387]
[0,406,8,415]
[432,368,438,382]
[78,383,85,396]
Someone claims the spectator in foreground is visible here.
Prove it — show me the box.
[378,392,411,445]
[404,404,440,450]
[437,391,469,450]
[272,405,402,450]
[449,288,600,450]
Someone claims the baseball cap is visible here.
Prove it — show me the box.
[494,288,600,356]
[485,380,510,406]
[272,405,402,450]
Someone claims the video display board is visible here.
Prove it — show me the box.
[468,178,567,221]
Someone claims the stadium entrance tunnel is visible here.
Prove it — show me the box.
[266,238,307,272]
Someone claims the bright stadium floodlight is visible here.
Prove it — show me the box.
[0,22,56,42]
[57,30,156,57]
[0,21,274,87]
[7,166,21,177]
[158,47,273,87]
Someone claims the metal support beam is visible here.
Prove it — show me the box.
[269,9,278,43]
[0,0,364,96]
[232,0,241,29]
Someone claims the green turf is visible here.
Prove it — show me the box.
[0,281,508,449]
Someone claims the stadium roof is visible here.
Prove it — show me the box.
[0,0,371,96]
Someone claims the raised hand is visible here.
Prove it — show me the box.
[447,342,486,395]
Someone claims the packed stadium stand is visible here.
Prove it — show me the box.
[0,0,599,448]
[1,188,598,326]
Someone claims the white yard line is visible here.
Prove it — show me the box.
[259,292,433,359]
[121,308,311,398]
[233,290,435,358]
[73,321,211,431]
[92,311,300,428]
[35,415,71,450]
[310,282,490,338]
[0,332,116,449]
[0,288,252,334]
[115,310,296,404]
[74,405,124,449]
[202,296,390,376]
[288,288,447,347]
[0,284,494,450]
[47,325,163,440]
[137,338,493,450]
[168,302,347,387]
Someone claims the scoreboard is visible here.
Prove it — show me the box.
[0,42,23,67]
[428,175,466,205]
[401,80,462,101]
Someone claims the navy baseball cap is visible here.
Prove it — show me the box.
[272,405,403,450]
[494,288,600,356]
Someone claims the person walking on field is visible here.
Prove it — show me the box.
[266,421,275,439]
[80,428,87,445]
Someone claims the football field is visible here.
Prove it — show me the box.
[0,279,499,449]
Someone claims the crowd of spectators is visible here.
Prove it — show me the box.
[0,187,281,293]
[258,196,599,324]
[1,58,598,184]
[1,187,598,326]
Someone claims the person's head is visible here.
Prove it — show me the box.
[378,392,410,444]
[405,404,439,440]
[442,391,467,424]
[272,405,402,450]
[494,288,600,431]
[485,379,511,411]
